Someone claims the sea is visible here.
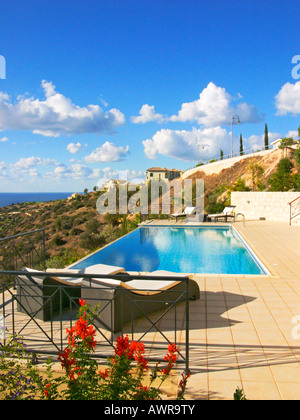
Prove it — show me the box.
[0,192,76,208]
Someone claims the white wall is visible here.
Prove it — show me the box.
[183,149,274,178]
[231,192,300,223]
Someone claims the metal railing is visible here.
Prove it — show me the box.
[289,196,300,225]
[231,213,246,227]
[0,270,191,372]
[185,145,273,172]
[0,229,46,285]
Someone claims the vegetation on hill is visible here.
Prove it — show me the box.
[0,191,140,269]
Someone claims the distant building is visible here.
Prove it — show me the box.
[271,138,300,150]
[103,179,118,191]
[67,193,81,200]
[271,139,282,149]
[146,167,183,183]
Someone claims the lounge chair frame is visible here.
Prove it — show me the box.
[170,206,196,222]
[208,206,236,223]
[81,275,200,334]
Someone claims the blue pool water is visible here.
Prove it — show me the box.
[72,226,267,275]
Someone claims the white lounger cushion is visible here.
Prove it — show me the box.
[208,207,235,218]
[25,267,83,285]
[81,264,125,275]
[223,207,235,215]
[86,269,190,295]
[45,264,125,285]
[184,207,196,214]
[171,207,196,217]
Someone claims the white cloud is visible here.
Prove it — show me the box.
[169,82,264,126]
[245,132,281,151]
[71,164,93,180]
[12,156,56,170]
[0,80,125,137]
[131,83,264,128]
[0,136,8,142]
[0,161,5,170]
[131,104,165,124]
[143,126,230,161]
[275,81,300,115]
[9,156,57,179]
[286,130,298,139]
[46,163,94,180]
[67,142,82,154]
[84,141,129,162]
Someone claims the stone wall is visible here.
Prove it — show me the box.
[231,192,300,223]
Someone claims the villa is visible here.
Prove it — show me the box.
[146,167,183,183]
[271,138,300,149]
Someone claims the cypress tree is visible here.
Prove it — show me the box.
[240,134,244,156]
[264,123,269,150]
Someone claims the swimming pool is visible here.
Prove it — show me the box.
[72,226,268,275]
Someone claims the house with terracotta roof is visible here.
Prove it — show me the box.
[146,167,183,183]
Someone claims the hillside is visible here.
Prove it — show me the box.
[184,148,300,210]
[186,148,283,195]
[0,191,139,269]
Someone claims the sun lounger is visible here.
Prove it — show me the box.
[208,206,236,222]
[81,270,200,333]
[16,264,126,321]
[170,206,196,222]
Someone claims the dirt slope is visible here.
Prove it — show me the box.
[185,149,285,196]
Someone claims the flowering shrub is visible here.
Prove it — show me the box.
[0,299,189,400]
[0,334,43,400]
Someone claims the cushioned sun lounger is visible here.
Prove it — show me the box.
[208,206,236,222]
[16,264,126,321]
[81,270,200,333]
[170,206,196,222]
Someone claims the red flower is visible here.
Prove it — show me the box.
[99,368,109,379]
[44,383,51,397]
[115,335,134,359]
[177,372,191,399]
[159,343,178,376]
[131,341,148,371]
[79,298,86,307]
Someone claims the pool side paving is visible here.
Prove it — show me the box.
[179,220,300,400]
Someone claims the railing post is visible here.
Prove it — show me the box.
[185,276,190,374]
[42,229,46,270]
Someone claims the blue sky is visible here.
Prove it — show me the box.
[0,0,300,192]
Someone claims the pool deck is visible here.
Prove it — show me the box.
[2,220,300,400]
[160,220,300,400]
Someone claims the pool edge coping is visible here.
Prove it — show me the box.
[68,223,275,278]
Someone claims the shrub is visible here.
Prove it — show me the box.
[52,234,66,247]
[45,249,82,269]
[104,213,120,227]
[234,387,247,400]
[268,158,295,191]
[294,145,300,170]
[79,232,106,250]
